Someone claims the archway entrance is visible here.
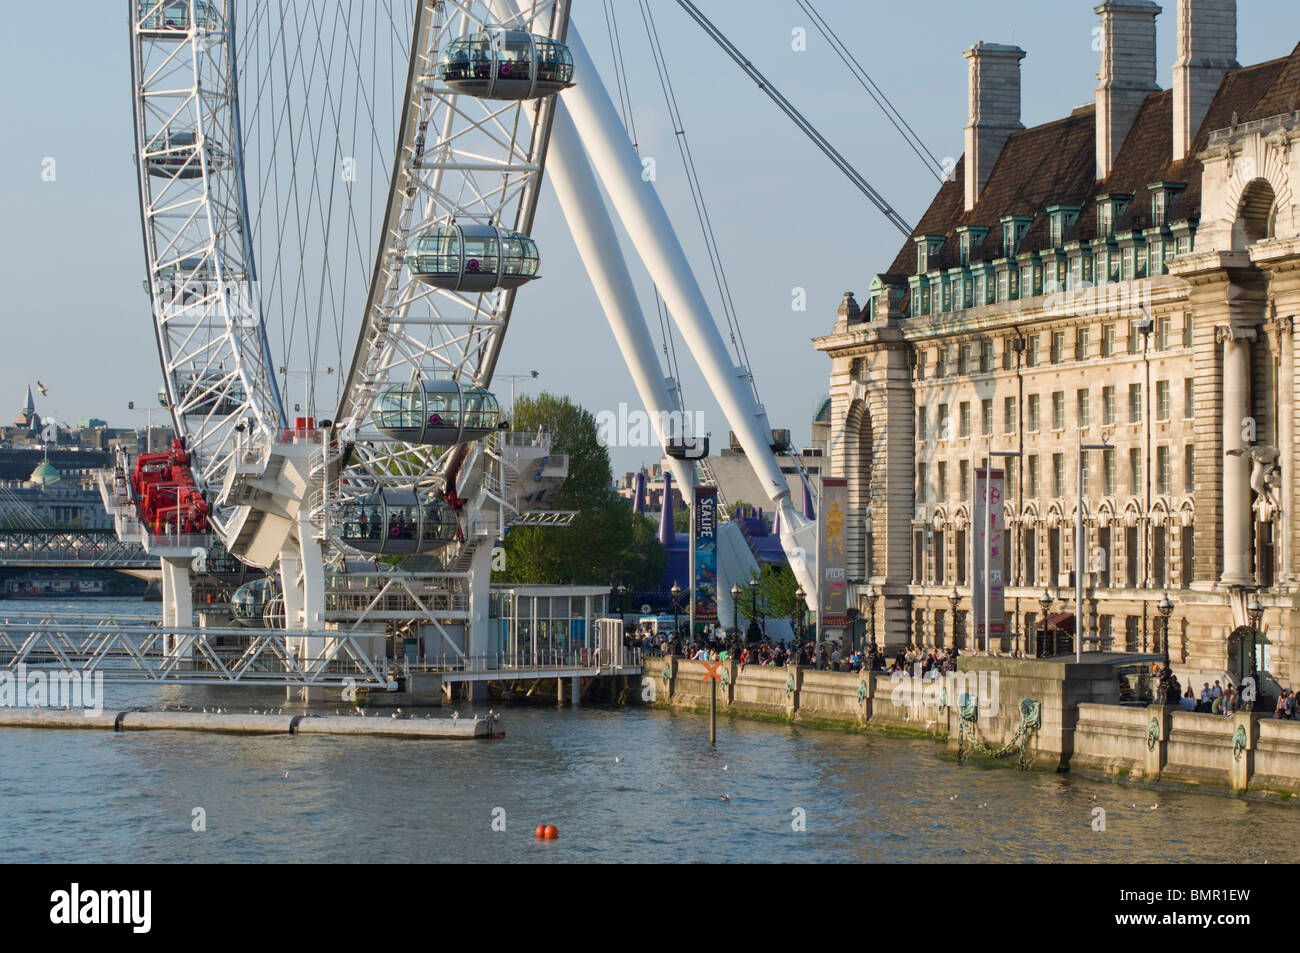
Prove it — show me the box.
[1234,178,1277,248]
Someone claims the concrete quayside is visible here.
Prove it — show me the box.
[0,707,502,739]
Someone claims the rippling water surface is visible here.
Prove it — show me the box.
[2,599,1297,863]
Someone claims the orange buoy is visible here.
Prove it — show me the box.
[535,824,547,838]
[543,824,558,839]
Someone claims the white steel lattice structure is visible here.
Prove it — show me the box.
[335,0,572,496]
[122,0,821,694]
[130,0,287,528]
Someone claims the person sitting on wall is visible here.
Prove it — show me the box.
[1180,687,1197,712]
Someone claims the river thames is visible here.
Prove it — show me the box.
[2,600,1298,863]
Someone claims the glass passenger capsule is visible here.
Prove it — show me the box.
[137,1,219,35]
[145,129,226,180]
[407,223,539,292]
[339,489,459,556]
[372,378,503,445]
[231,576,279,627]
[437,29,574,100]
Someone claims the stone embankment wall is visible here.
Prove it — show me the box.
[641,656,1300,795]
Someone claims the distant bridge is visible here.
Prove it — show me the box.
[0,529,154,569]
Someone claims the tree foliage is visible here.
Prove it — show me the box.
[754,562,802,629]
[493,392,665,588]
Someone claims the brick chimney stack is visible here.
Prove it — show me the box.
[1095,0,1162,180]
[1172,0,1238,158]
[963,42,1026,212]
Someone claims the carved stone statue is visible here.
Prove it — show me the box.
[1227,444,1281,520]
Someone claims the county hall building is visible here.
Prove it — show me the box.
[815,0,1300,687]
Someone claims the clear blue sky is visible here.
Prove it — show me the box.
[2,1,1297,474]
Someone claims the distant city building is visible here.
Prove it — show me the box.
[815,2,1300,683]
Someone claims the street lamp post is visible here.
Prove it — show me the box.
[1038,588,1053,658]
[1156,592,1176,705]
[746,576,761,649]
[730,582,742,654]
[866,584,879,659]
[670,582,683,654]
[1246,596,1266,712]
[1076,432,1112,663]
[794,586,806,659]
[948,586,960,650]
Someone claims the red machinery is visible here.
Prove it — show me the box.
[131,438,210,535]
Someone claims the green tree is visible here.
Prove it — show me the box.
[493,393,664,588]
[755,563,802,630]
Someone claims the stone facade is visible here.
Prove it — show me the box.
[813,2,1300,687]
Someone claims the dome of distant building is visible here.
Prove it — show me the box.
[28,460,62,488]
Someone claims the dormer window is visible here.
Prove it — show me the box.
[1148,182,1185,227]
[915,235,944,274]
[1094,194,1131,239]
[1046,204,1081,248]
[955,226,988,266]
[999,216,1032,256]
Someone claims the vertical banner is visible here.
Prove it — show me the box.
[693,487,718,624]
[819,478,848,626]
[974,468,1006,638]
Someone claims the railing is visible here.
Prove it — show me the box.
[1207,111,1299,145]
[0,529,153,568]
[408,647,642,673]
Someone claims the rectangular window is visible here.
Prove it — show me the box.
[1028,456,1040,498]
[1183,314,1193,348]
[917,462,928,504]
[1028,394,1040,432]
[1128,383,1143,423]
[1185,445,1195,492]
[1156,380,1170,420]
[1103,385,1116,425]
[1157,445,1171,494]
[1026,336,1039,367]
[1184,378,1195,419]
[1080,450,1090,495]
[1181,525,1195,585]
[935,348,947,377]
[1152,190,1166,226]
[1099,201,1112,237]
[959,401,971,438]
[1024,529,1037,586]
[918,406,928,441]
[1077,388,1090,428]
[1075,327,1090,361]
[1101,324,1116,358]
[1003,339,1015,370]
[980,339,994,373]
[1050,213,1063,247]
[960,460,970,500]
[1051,331,1065,364]
[1052,391,1065,431]
[1127,321,1141,355]
[1103,448,1116,495]
[998,269,1009,303]
[938,462,948,500]
[1156,314,1170,350]
[981,398,993,437]
[1052,453,1064,498]
[1004,396,1016,434]
[935,531,945,585]
[959,344,971,376]
[1129,448,1143,494]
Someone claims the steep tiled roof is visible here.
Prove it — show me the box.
[884,42,1300,281]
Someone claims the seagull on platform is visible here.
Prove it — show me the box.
[720,794,731,802]
[722,765,728,771]
[949,795,958,801]
[614,757,622,763]
[1149,804,1159,810]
